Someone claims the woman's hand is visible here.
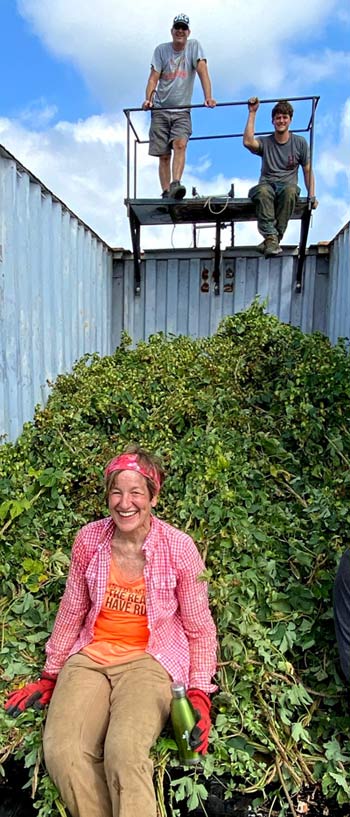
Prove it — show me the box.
[4,674,56,717]
[187,688,211,754]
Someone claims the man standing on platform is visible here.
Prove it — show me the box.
[243,97,318,257]
[142,13,216,200]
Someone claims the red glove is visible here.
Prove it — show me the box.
[187,688,211,754]
[4,674,56,717]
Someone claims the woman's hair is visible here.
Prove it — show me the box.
[105,444,165,500]
[271,99,294,120]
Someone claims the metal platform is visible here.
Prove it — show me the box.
[125,195,314,295]
[124,96,319,296]
[126,196,309,226]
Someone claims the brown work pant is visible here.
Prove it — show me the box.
[43,653,172,817]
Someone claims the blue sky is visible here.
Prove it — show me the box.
[1,0,350,249]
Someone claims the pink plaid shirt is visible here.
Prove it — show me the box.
[44,515,217,693]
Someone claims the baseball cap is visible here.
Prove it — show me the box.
[173,13,190,28]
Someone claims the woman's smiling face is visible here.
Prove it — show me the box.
[108,470,157,538]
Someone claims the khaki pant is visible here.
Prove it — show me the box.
[43,653,172,817]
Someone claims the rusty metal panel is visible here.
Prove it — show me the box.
[0,146,113,442]
[112,248,329,347]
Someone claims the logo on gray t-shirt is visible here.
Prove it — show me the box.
[258,133,310,186]
[151,39,205,109]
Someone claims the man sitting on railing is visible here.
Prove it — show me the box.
[142,13,216,201]
[243,97,318,258]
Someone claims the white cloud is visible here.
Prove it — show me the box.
[340,97,350,142]
[0,113,128,245]
[312,193,350,242]
[18,0,339,105]
[317,153,348,187]
[288,49,350,86]
[17,97,58,127]
[317,98,350,188]
[56,116,125,145]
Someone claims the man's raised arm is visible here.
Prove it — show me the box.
[243,96,261,153]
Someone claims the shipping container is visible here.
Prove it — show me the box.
[1,144,349,442]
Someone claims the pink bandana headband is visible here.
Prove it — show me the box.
[104,453,161,494]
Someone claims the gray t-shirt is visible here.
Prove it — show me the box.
[151,39,205,108]
[257,133,310,185]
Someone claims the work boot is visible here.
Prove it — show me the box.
[264,235,283,257]
[161,189,170,199]
[169,180,186,200]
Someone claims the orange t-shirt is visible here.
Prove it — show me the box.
[83,559,149,665]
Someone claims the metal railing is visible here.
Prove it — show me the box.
[123,95,320,200]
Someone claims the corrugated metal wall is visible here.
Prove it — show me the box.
[0,146,113,442]
[111,246,329,348]
[326,221,350,345]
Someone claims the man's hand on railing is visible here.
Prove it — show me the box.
[248,96,259,112]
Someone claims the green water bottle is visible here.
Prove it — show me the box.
[170,682,201,766]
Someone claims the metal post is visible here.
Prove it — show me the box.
[213,222,221,295]
[134,140,137,199]
[126,114,130,201]
[229,183,235,247]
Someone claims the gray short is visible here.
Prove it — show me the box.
[149,109,192,157]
